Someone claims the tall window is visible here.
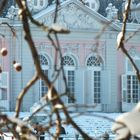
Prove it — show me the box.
[87,55,102,104]
[62,55,75,103]
[127,75,139,103]
[122,57,140,104]
[39,55,49,97]
[94,71,101,103]
[122,75,139,103]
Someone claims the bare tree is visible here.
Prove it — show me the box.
[0,0,140,140]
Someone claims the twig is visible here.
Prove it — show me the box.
[15,73,38,118]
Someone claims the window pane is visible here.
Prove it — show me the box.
[67,70,75,103]
[87,56,102,67]
[94,71,101,104]
[62,56,75,66]
[40,70,48,97]
[39,55,48,65]
[126,75,139,103]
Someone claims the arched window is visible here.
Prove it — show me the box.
[87,55,102,67]
[62,55,75,66]
[86,55,102,104]
[39,54,48,66]
[39,54,49,97]
[62,55,75,103]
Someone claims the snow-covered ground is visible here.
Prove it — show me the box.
[65,113,120,136]
[1,112,122,140]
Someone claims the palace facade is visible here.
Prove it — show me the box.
[0,0,140,112]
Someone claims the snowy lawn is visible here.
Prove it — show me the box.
[1,112,121,139]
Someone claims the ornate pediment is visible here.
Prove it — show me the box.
[35,2,108,30]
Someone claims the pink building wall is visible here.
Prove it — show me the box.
[117,43,140,111]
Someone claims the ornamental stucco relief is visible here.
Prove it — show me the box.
[41,3,101,29]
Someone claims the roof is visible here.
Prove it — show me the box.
[33,0,121,31]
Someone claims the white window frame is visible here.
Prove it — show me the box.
[87,67,101,104]
[122,74,139,103]
[64,67,75,103]
[124,56,140,103]
[93,70,101,104]
[39,69,48,98]
[86,55,102,104]
[62,55,76,104]
[39,55,49,98]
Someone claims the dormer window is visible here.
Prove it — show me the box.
[32,0,48,12]
[85,0,100,11]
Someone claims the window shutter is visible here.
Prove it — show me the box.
[85,70,93,104]
[101,70,111,104]
[75,69,84,104]
[0,72,8,88]
[121,74,127,102]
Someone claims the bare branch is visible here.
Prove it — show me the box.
[15,73,39,118]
